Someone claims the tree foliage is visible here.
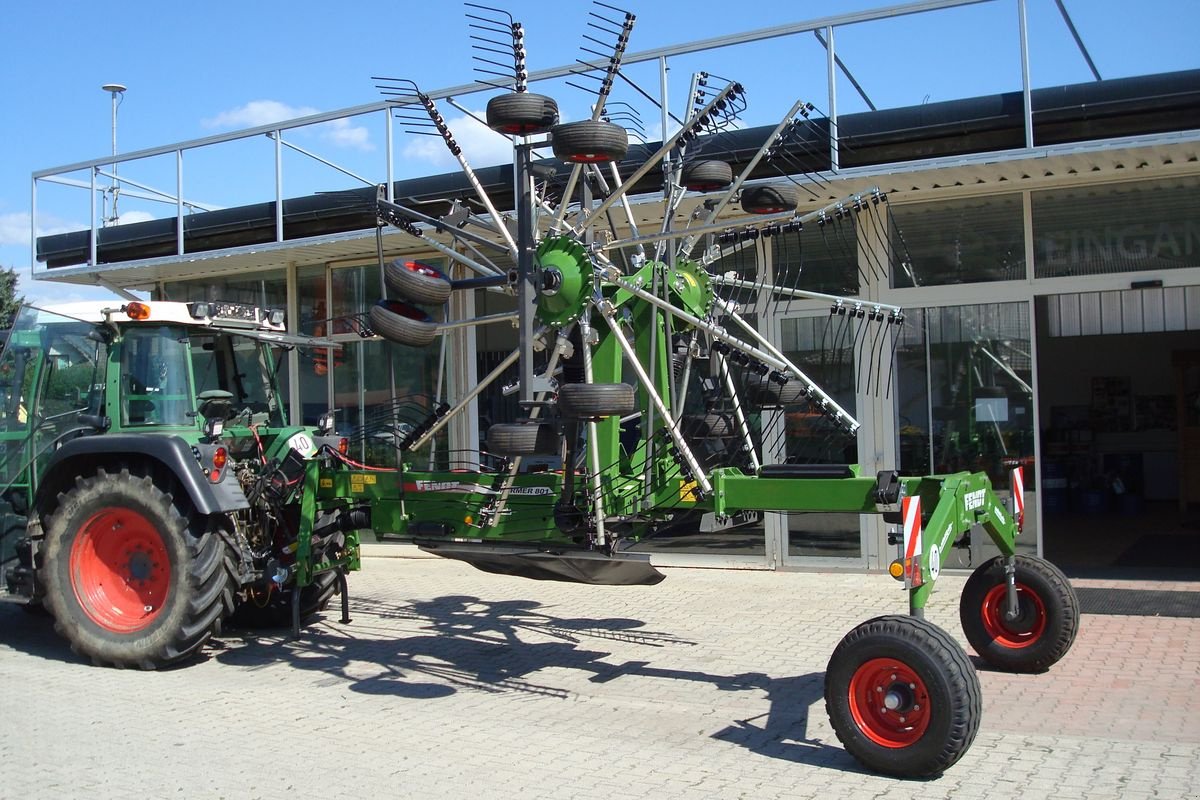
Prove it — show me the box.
[0,267,22,330]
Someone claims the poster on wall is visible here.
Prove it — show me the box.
[1091,376,1132,432]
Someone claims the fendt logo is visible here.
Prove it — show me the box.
[963,489,987,511]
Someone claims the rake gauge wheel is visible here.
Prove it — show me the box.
[384,259,452,306]
[681,160,733,192]
[551,120,630,164]
[369,300,439,348]
[557,383,637,419]
[741,184,798,215]
[486,422,561,457]
[486,92,560,135]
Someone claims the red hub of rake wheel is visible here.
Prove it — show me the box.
[980,583,1046,648]
[847,658,932,747]
[404,261,443,279]
[68,507,171,633]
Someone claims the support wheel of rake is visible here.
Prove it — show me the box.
[741,184,798,215]
[681,160,733,192]
[551,120,630,164]
[825,614,981,778]
[557,383,637,419]
[486,422,560,457]
[370,300,438,348]
[486,92,560,135]
[384,259,452,306]
[38,469,232,669]
[744,372,807,407]
[959,555,1079,673]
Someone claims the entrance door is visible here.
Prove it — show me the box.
[1175,350,1200,511]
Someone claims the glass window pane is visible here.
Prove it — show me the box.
[890,194,1025,287]
[771,214,861,297]
[120,327,192,427]
[1033,176,1200,278]
[894,302,1037,565]
[162,269,287,308]
[779,316,861,559]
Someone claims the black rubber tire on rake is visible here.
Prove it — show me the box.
[557,383,637,419]
[486,92,560,135]
[743,373,808,407]
[959,555,1080,674]
[486,422,560,456]
[384,259,452,306]
[825,614,981,778]
[681,160,733,192]
[369,300,438,348]
[551,120,630,164]
[741,184,798,215]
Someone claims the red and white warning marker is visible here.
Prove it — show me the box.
[902,495,923,587]
[1011,466,1025,531]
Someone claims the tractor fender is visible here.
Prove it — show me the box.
[36,434,250,516]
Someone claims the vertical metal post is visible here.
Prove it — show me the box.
[89,169,97,266]
[515,140,537,404]
[385,109,395,202]
[176,150,185,256]
[826,25,839,171]
[1018,0,1034,149]
[274,130,284,242]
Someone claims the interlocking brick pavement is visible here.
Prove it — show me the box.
[1,557,1197,799]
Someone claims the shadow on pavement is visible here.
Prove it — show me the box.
[215,593,857,771]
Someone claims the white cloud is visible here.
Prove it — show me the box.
[204,100,374,152]
[0,212,84,247]
[114,210,155,226]
[401,109,514,170]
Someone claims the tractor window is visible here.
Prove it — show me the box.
[120,327,192,427]
[190,333,285,426]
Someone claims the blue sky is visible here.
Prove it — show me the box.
[2,0,1196,306]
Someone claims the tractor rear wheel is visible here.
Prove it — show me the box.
[959,555,1079,673]
[228,570,339,629]
[825,614,981,778]
[39,469,232,669]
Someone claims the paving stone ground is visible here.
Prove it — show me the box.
[2,556,1198,800]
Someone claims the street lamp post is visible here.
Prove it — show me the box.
[101,83,126,226]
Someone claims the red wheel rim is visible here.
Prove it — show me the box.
[980,583,1046,649]
[565,153,612,164]
[68,507,171,633]
[404,260,443,280]
[847,657,932,747]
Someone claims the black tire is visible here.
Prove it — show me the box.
[683,412,735,438]
[39,469,233,669]
[825,615,981,778]
[959,555,1079,673]
[741,184,798,215]
[370,300,438,348]
[384,259,451,306]
[743,373,807,407]
[486,422,560,456]
[558,383,637,419]
[681,160,733,191]
[486,92,560,135]
[228,570,339,629]
[551,120,629,164]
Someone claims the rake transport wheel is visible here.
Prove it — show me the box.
[384,259,452,306]
[681,160,733,192]
[551,120,630,164]
[370,300,439,348]
[39,469,232,669]
[740,184,798,215]
[743,373,807,407]
[825,614,981,778]
[486,92,560,135]
[557,382,637,419]
[486,422,560,456]
[959,555,1079,673]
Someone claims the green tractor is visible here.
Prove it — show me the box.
[0,299,364,669]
